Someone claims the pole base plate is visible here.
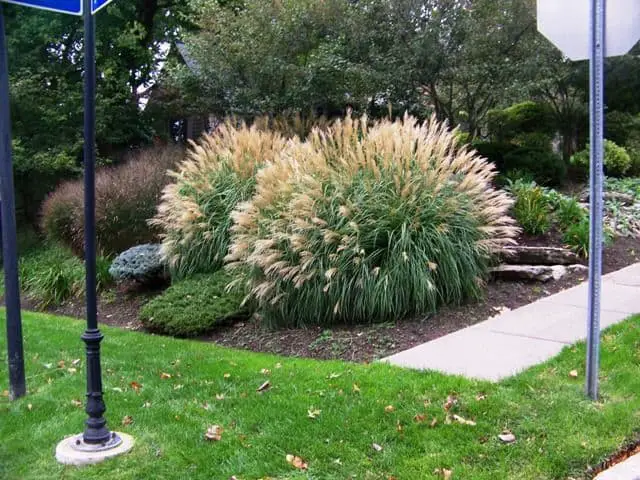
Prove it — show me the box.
[55,432,134,466]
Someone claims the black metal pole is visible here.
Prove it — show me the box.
[0,3,26,401]
[82,0,111,444]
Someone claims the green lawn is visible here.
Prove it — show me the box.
[1,312,639,479]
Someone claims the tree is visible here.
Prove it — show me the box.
[4,1,194,221]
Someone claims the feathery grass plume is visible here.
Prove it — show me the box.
[152,120,289,278]
[227,114,519,327]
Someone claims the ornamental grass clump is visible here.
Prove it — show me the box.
[152,121,288,278]
[227,114,519,327]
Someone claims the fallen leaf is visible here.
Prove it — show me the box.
[328,372,341,379]
[275,363,282,369]
[452,414,476,426]
[43,363,53,369]
[224,373,231,379]
[475,393,487,401]
[160,372,172,380]
[260,369,271,375]
[307,408,321,419]
[414,414,427,423]
[57,360,65,369]
[130,381,142,393]
[430,417,439,428]
[372,443,383,452]
[428,261,438,271]
[384,405,395,413]
[443,395,457,411]
[205,425,223,441]
[67,368,77,374]
[27,403,33,411]
[216,394,225,401]
[143,401,152,408]
[122,415,133,426]
[1,390,8,397]
[112,387,123,393]
[396,421,403,432]
[257,381,271,393]
[569,369,579,378]
[286,454,308,470]
[71,399,82,407]
[202,402,210,411]
[434,467,453,479]
[352,384,361,393]
[72,359,81,366]
[499,430,516,444]
[173,384,184,390]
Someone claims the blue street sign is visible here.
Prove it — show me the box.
[1,0,113,15]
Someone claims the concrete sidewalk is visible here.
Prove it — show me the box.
[384,263,640,381]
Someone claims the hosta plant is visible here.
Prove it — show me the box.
[152,121,288,278]
[227,114,519,327]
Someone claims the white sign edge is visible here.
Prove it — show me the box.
[0,0,83,15]
[91,0,113,14]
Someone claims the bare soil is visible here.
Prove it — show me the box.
[20,235,640,363]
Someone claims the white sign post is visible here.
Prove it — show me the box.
[537,0,640,400]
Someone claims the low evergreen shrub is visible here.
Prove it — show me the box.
[139,271,246,337]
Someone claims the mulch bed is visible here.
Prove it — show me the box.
[19,235,640,364]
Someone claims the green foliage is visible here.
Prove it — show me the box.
[563,218,613,258]
[605,177,640,198]
[139,271,246,337]
[509,180,551,235]
[471,141,518,170]
[605,111,640,146]
[487,101,556,143]
[41,146,179,256]
[571,140,632,177]
[554,197,587,231]
[228,116,518,327]
[109,244,166,285]
[502,148,567,186]
[18,244,112,307]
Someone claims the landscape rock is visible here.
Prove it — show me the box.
[581,190,635,205]
[491,265,556,282]
[498,246,579,266]
[109,244,167,285]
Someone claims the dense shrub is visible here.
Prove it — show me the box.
[487,101,555,143]
[604,111,640,146]
[12,139,81,224]
[563,218,614,258]
[109,244,166,285]
[508,180,552,235]
[139,271,246,337]
[472,142,566,186]
[152,121,288,278]
[471,141,518,171]
[19,244,112,307]
[41,146,180,256]
[227,115,519,327]
[570,140,632,177]
[555,197,587,230]
[502,148,567,186]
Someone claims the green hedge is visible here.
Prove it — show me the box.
[139,271,247,337]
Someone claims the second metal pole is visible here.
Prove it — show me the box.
[0,3,26,401]
[586,0,606,401]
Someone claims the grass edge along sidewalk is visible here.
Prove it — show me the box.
[1,311,640,479]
